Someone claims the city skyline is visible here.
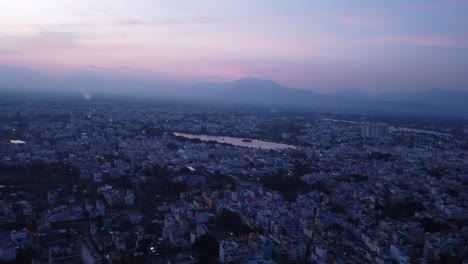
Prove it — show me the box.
[1,0,468,93]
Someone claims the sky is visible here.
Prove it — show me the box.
[1,0,468,93]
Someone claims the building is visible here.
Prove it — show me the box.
[219,240,249,263]
[311,239,328,264]
[93,173,103,183]
[10,229,28,242]
[102,190,123,207]
[124,190,135,205]
[0,243,16,262]
[361,122,389,138]
[81,242,102,264]
[47,191,56,205]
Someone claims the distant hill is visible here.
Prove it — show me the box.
[0,65,57,91]
[190,77,350,108]
[1,65,467,118]
[333,89,366,99]
[374,88,468,114]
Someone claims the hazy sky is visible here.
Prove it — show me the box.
[1,0,467,92]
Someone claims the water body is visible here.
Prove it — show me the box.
[174,132,296,150]
[321,118,359,124]
[10,140,26,144]
[389,127,451,137]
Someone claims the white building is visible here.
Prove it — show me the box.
[11,228,28,242]
[124,190,134,205]
[93,173,103,183]
[81,243,102,264]
[22,203,33,216]
[219,240,249,263]
[389,244,410,264]
[47,191,56,205]
[311,240,328,264]
[96,200,105,216]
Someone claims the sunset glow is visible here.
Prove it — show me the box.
[1,0,467,92]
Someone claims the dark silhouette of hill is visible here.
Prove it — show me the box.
[374,88,468,114]
[1,65,467,118]
[0,65,56,91]
[333,89,366,99]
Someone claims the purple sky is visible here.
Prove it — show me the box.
[1,0,467,93]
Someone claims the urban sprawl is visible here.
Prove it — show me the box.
[0,97,467,264]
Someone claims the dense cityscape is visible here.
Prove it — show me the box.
[0,95,466,263]
[2,0,468,263]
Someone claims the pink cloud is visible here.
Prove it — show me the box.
[364,36,467,47]
[340,16,381,27]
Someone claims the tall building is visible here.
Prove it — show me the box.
[361,122,389,138]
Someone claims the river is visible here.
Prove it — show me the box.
[173,132,296,150]
[10,140,26,144]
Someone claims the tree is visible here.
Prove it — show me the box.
[216,209,242,230]
[215,209,251,235]
[417,218,450,233]
[197,255,218,264]
[193,234,219,259]
[309,180,330,194]
[330,203,345,213]
[381,200,425,220]
[445,188,459,197]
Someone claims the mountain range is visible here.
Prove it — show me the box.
[1,65,467,118]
